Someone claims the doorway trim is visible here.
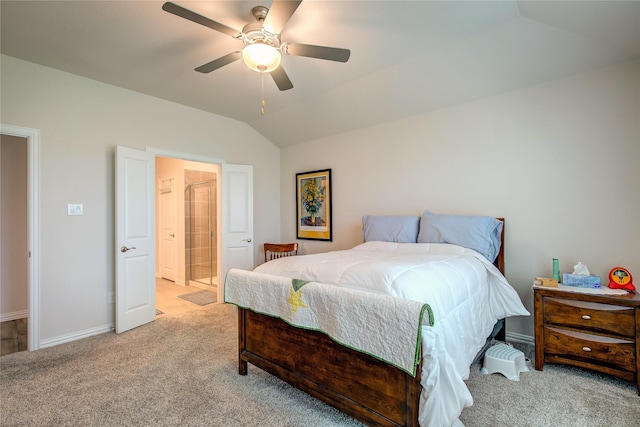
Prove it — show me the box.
[0,124,40,351]
[148,147,225,166]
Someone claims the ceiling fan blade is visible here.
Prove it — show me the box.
[195,51,242,73]
[162,2,240,38]
[285,43,351,63]
[270,66,294,91]
[263,0,302,34]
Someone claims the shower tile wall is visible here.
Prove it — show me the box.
[184,170,217,283]
[192,185,210,280]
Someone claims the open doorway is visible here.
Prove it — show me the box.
[155,156,221,316]
[0,134,29,355]
[0,124,39,350]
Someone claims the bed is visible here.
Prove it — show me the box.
[224,212,529,426]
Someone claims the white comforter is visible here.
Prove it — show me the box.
[253,241,529,427]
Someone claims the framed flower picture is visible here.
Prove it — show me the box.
[296,169,332,241]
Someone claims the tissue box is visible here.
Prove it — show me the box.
[562,273,601,288]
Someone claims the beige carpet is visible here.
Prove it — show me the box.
[462,350,640,427]
[1,303,638,426]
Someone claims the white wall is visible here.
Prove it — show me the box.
[2,52,637,344]
[0,55,281,345]
[281,60,640,338]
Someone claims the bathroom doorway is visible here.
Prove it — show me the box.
[155,156,220,315]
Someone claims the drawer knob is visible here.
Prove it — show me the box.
[581,315,591,320]
[582,347,592,352]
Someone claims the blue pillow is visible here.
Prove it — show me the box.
[417,211,503,262]
[362,215,420,243]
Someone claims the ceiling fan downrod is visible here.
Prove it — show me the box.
[251,5,268,22]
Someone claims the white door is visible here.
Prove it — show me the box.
[115,146,156,333]
[159,178,176,282]
[221,164,254,290]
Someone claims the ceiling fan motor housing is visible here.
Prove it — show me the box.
[241,6,281,49]
[241,22,281,49]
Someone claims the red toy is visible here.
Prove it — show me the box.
[608,267,635,292]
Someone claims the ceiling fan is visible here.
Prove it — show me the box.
[162,1,351,91]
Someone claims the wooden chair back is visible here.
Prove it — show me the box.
[264,243,298,263]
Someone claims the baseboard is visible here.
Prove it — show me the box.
[156,273,185,286]
[0,310,28,322]
[39,324,112,349]
[506,331,534,346]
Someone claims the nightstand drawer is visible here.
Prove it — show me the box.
[544,297,635,338]
[545,326,636,372]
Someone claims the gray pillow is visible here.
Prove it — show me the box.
[362,215,420,243]
[417,211,503,262]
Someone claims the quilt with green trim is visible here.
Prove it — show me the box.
[224,268,431,377]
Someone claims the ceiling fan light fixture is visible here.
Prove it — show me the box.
[242,42,281,73]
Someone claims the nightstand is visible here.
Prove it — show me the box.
[533,286,640,395]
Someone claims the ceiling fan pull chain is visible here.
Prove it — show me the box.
[260,67,266,116]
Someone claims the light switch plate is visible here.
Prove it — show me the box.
[67,203,83,216]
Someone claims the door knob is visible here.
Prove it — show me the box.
[242,238,252,243]
[120,246,137,253]
[169,233,175,237]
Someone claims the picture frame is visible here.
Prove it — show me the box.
[296,169,332,241]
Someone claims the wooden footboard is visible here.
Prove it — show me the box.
[238,307,422,427]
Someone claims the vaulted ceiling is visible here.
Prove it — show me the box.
[2,1,639,147]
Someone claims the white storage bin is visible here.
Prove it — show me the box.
[480,343,529,381]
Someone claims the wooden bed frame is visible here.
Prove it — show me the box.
[237,219,506,427]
